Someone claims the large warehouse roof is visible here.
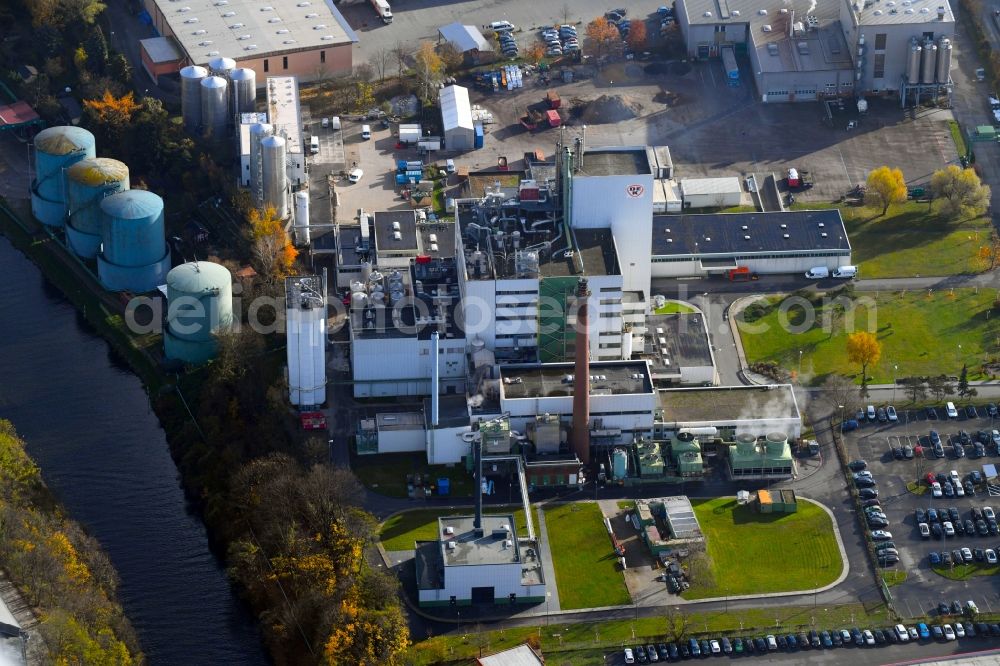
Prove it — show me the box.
[152,0,357,65]
[652,209,850,256]
[440,84,474,131]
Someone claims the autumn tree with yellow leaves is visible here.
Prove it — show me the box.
[865,166,908,217]
[846,331,882,395]
[82,89,139,143]
[247,205,298,282]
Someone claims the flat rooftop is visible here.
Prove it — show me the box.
[658,385,800,422]
[578,148,651,177]
[440,514,519,566]
[336,224,372,266]
[423,394,470,429]
[500,361,654,400]
[417,221,456,259]
[284,274,323,309]
[755,24,853,74]
[376,412,424,431]
[374,211,418,254]
[238,113,270,155]
[652,209,850,257]
[140,36,184,63]
[659,496,702,540]
[544,228,618,277]
[266,76,302,155]
[683,0,838,26]
[645,313,714,371]
[149,0,357,66]
[851,0,954,25]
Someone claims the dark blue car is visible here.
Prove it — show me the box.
[842,419,860,432]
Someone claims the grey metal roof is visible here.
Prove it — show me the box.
[652,209,850,257]
[150,0,356,66]
[851,0,954,25]
[438,22,491,53]
[500,361,654,400]
[679,177,742,196]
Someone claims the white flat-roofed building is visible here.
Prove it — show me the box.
[142,0,357,81]
[679,177,743,209]
[415,514,546,606]
[266,76,305,188]
[499,361,657,445]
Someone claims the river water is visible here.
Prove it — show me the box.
[0,234,268,665]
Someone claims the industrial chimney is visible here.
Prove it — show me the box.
[473,426,484,534]
[571,278,591,465]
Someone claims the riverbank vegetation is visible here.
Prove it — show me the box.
[0,420,143,664]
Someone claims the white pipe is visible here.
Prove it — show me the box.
[431,331,440,427]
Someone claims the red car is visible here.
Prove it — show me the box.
[926,472,937,485]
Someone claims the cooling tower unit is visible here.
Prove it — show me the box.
[179,65,208,133]
[294,190,310,245]
[200,75,229,140]
[765,432,788,455]
[30,126,96,227]
[208,56,236,77]
[906,39,921,85]
[249,122,273,207]
[921,41,936,84]
[65,158,130,258]
[97,190,171,293]
[936,37,952,84]
[164,261,234,364]
[229,67,257,115]
[735,433,757,456]
[261,134,288,218]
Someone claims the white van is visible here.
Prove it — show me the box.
[330,116,341,131]
[489,20,516,32]
[309,135,319,154]
[833,265,858,279]
[946,402,958,418]
[361,124,371,140]
[804,266,829,279]
[445,158,455,174]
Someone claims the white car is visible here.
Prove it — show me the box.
[943,624,956,641]
[908,626,919,640]
[955,484,965,497]
[944,521,955,536]
[623,648,635,664]
[871,530,892,540]
[987,549,998,564]
[887,405,898,421]
[985,506,996,520]
[955,623,966,638]
[919,522,930,538]
[932,482,943,497]
[895,624,910,642]
[348,168,364,183]
[709,640,721,654]
[862,629,875,646]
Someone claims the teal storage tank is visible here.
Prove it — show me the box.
[96,190,171,293]
[65,158,130,258]
[30,126,96,227]
[163,262,234,364]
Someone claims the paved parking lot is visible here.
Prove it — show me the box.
[844,404,1000,619]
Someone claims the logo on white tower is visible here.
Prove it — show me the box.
[625,184,645,198]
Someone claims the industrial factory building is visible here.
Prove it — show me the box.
[676,0,954,103]
[650,209,852,278]
[641,313,717,386]
[440,85,475,151]
[285,275,326,408]
[141,0,356,83]
[655,384,803,440]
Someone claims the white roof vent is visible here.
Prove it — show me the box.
[821,232,828,237]
[198,40,212,45]
[704,236,711,242]
[818,222,825,227]
[744,235,751,240]
[431,243,439,252]
[277,28,289,34]
[444,526,455,535]
[447,541,457,550]
[193,29,207,35]
[305,12,318,17]
[779,7,788,13]
[321,35,334,40]
[222,11,235,16]
[393,231,402,241]
[207,50,220,56]
[780,223,787,229]
[783,233,790,239]
[213,0,227,5]
[762,24,772,32]
[268,17,282,23]
[313,24,327,29]
[184,17,199,23]
[283,39,296,44]
[703,11,712,17]
[732,9,740,16]
[260,5,273,10]
[230,22,244,28]
[238,34,251,40]
[905,7,914,12]
[741,225,748,230]
[873,9,882,15]
[759,8,768,15]
[297,0,310,4]
[920,7,930,12]
[767,43,778,55]
[177,6,190,11]
[244,44,258,50]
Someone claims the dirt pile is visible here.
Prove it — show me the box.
[577,95,643,124]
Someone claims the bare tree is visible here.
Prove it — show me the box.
[372,46,390,84]
[391,40,409,81]
[354,62,374,83]
[562,2,572,25]
[664,606,690,642]
[821,374,862,416]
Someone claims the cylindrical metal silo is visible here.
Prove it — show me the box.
[261,134,288,218]
[921,41,936,84]
[180,65,208,133]
[208,56,236,78]
[65,157,130,258]
[294,190,310,245]
[248,122,272,207]
[907,39,921,85]
[936,37,952,84]
[164,261,234,364]
[30,126,96,227]
[229,67,257,115]
[200,75,229,140]
[97,190,171,292]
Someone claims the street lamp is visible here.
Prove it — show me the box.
[839,405,845,437]
[893,365,898,404]
[798,350,804,379]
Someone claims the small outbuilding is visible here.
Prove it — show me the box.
[679,177,743,209]
[439,84,475,152]
[438,23,492,64]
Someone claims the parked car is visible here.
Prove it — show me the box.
[916,508,927,523]
[962,547,974,563]
[859,488,879,499]
[927,406,939,420]
[932,482,943,498]
[919,523,931,538]
[931,625,944,640]
[989,403,998,418]
[928,507,939,522]
[967,405,978,418]
[877,407,888,422]
[987,549,998,564]
[887,405,898,421]
[929,551,942,565]
[871,530,893,540]
[944,624,957,641]
[848,460,868,471]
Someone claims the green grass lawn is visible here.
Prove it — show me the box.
[379,506,539,551]
[932,563,1000,580]
[544,502,631,610]
[654,302,697,315]
[882,570,907,587]
[350,451,474,498]
[404,601,890,665]
[839,202,990,278]
[738,289,1000,384]
[684,498,842,599]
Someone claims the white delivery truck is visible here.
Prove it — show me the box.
[370,0,392,23]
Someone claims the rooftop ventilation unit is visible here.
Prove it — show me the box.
[184,17,199,23]
[261,5,273,10]
[797,41,809,55]
[762,24,772,32]
[314,24,327,29]
[208,50,220,56]
[444,526,455,535]
[783,233,790,239]
[222,11,235,16]
[744,235,751,240]
[230,22,244,27]
[818,222,825,227]
[821,232,828,237]
[767,43,779,55]
[732,9,740,16]
[305,12,318,17]
[268,17,281,22]
[277,28,289,33]
[780,223,787,229]
[447,541,457,550]
[283,39,296,44]
[759,8,768,15]
[703,11,712,17]
[393,231,402,241]
[321,35,334,40]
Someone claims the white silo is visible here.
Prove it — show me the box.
[229,67,257,115]
[179,65,208,133]
[248,123,273,207]
[285,275,327,407]
[261,135,288,219]
[906,39,921,85]
[294,190,310,245]
[200,75,229,140]
[936,37,952,83]
[208,56,237,78]
[921,40,936,84]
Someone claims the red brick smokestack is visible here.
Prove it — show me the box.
[572,278,591,465]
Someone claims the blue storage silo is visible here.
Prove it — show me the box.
[65,157,130,258]
[30,126,96,227]
[97,190,171,293]
[163,261,234,364]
